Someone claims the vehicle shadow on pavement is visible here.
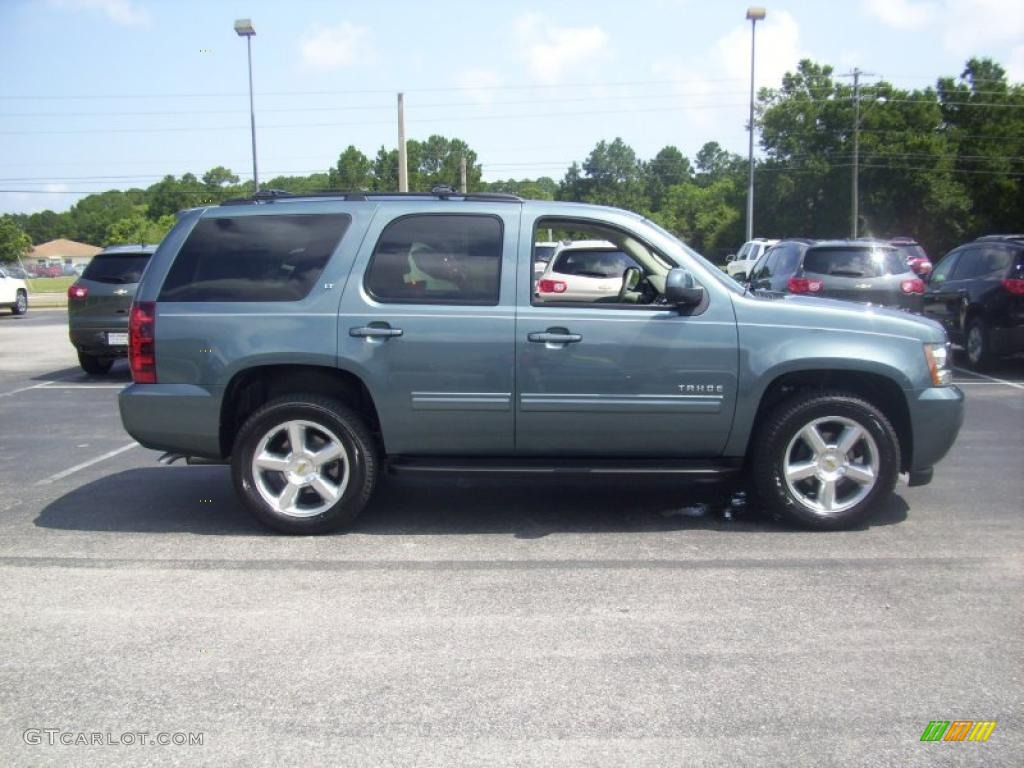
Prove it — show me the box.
[34,467,909,537]
[31,363,132,383]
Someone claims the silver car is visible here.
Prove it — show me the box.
[535,241,641,302]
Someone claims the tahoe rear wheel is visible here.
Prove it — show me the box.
[752,392,899,530]
[12,290,27,315]
[77,351,113,375]
[232,395,377,534]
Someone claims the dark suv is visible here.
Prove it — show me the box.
[117,191,962,534]
[748,239,925,312]
[923,235,1024,369]
[68,244,157,374]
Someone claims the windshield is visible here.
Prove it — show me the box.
[642,218,746,294]
[892,243,927,260]
[81,253,151,284]
[803,247,908,278]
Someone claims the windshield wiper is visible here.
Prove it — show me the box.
[828,269,866,277]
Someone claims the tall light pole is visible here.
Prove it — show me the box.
[234,18,259,194]
[744,7,765,242]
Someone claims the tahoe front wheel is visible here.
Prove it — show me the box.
[232,395,377,534]
[752,392,900,530]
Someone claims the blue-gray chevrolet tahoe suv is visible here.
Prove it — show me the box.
[118,190,964,534]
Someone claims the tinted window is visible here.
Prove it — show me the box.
[82,253,151,284]
[892,243,927,260]
[803,247,906,277]
[953,246,1012,280]
[534,245,556,262]
[929,251,960,285]
[160,214,349,302]
[774,246,801,277]
[551,249,638,278]
[365,214,502,305]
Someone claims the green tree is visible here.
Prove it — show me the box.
[645,146,693,211]
[107,214,176,245]
[0,216,32,262]
[202,166,240,191]
[327,146,372,190]
[23,210,65,244]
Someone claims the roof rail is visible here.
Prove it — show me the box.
[220,189,523,206]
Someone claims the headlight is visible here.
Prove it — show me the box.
[924,342,953,387]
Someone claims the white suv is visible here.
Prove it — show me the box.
[726,238,779,280]
[0,267,28,315]
[535,240,641,302]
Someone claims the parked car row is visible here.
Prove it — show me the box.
[740,234,1023,369]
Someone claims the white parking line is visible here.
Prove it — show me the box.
[35,443,138,486]
[40,384,126,390]
[0,382,51,398]
[954,368,1024,391]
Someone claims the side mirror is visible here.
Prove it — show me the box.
[665,268,705,309]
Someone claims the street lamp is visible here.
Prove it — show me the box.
[744,6,765,242]
[234,18,259,194]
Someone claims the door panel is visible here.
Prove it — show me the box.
[337,206,520,455]
[514,216,739,457]
[924,251,964,338]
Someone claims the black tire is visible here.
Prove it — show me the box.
[11,290,27,315]
[231,394,378,534]
[964,317,995,371]
[77,350,114,375]
[751,391,900,530]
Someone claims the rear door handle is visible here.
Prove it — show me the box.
[528,331,582,344]
[350,325,403,339]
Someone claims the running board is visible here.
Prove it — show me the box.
[387,456,742,477]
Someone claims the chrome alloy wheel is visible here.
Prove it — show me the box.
[783,416,880,515]
[16,293,27,313]
[251,419,350,518]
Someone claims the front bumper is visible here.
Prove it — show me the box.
[119,383,224,459]
[907,385,964,472]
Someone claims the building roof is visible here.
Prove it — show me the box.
[30,239,103,258]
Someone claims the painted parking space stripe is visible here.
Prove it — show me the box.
[954,368,1024,391]
[35,443,138,486]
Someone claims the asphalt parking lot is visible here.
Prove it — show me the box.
[0,308,1021,767]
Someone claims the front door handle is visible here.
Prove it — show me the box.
[350,325,403,339]
[528,331,582,344]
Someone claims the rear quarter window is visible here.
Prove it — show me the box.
[82,253,151,284]
[364,214,503,305]
[803,247,907,277]
[159,213,350,302]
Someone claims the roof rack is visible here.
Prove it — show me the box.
[221,187,523,206]
[975,234,1024,242]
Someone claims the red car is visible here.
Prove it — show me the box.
[33,265,62,278]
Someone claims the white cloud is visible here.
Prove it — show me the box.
[455,68,502,105]
[48,0,149,26]
[864,0,1024,57]
[515,13,609,84]
[941,0,1024,56]
[1007,45,1024,81]
[713,9,808,93]
[863,0,935,29]
[299,22,372,72]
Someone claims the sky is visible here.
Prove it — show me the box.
[1,0,1022,214]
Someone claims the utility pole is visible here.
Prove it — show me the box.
[744,7,765,243]
[397,92,408,192]
[841,67,875,239]
[851,68,861,239]
[458,155,467,194]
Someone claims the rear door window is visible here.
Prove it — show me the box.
[82,253,151,284]
[159,214,350,302]
[364,214,503,305]
[803,247,906,277]
[953,246,1012,280]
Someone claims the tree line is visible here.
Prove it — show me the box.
[1,57,1020,264]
